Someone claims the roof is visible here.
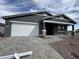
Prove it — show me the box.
[2,11,76,24]
[2,11,52,19]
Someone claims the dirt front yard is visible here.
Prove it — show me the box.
[49,36,79,59]
[0,36,63,59]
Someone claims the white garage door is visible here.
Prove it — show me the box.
[11,22,39,36]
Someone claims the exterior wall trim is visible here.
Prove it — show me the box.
[10,20,39,25]
[43,20,74,25]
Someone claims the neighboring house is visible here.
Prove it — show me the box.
[0,23,5,37]
[75,29,79,35]
[76,29,79,32]
[2,11,76,37]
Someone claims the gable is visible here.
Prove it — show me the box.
[42,14,76,25]
[54,14,76,24]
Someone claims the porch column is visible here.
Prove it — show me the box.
[43,22,46,30]
[64,25,67,35]
[71,25,75,36]
[42,22,46,38]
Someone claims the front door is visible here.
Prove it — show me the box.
[45,23,54,35]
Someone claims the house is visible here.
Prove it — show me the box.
[2,11,76,37]
[0,23,5,37]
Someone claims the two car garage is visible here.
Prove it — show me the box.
[11,22,39,36]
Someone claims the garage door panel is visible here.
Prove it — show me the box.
[11,23,39,36]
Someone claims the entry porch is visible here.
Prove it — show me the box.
[45,23,67,35]
[39,16,76,37]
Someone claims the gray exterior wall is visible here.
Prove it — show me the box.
[5,20,12,37]
[8,15,45,23]
[5,14,46,37]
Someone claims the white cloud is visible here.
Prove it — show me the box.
[33,0,52,6]
[0,0,17,23]
[0,0,17,15]
[0,0,7,4]
[0,9,17,24]
[0,0,23,23]
[29,9,38,12]
[0,10,17,16]
[33,0,54,9]
[61,0,75,5]
[0,18,5,24]
[33,0,76,14]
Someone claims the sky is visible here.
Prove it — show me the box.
[0,0,79,30]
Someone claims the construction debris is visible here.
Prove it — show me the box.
[0,51,32,59]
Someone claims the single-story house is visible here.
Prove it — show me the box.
[2,11,76,37]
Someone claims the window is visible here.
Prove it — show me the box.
[57,25,65,34]
[58,25,65,31]
[58,26,62,31]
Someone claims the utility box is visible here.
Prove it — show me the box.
[42,29,46,38]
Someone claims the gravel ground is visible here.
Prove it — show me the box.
[0,36,63,59]
[49,36,79,59]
